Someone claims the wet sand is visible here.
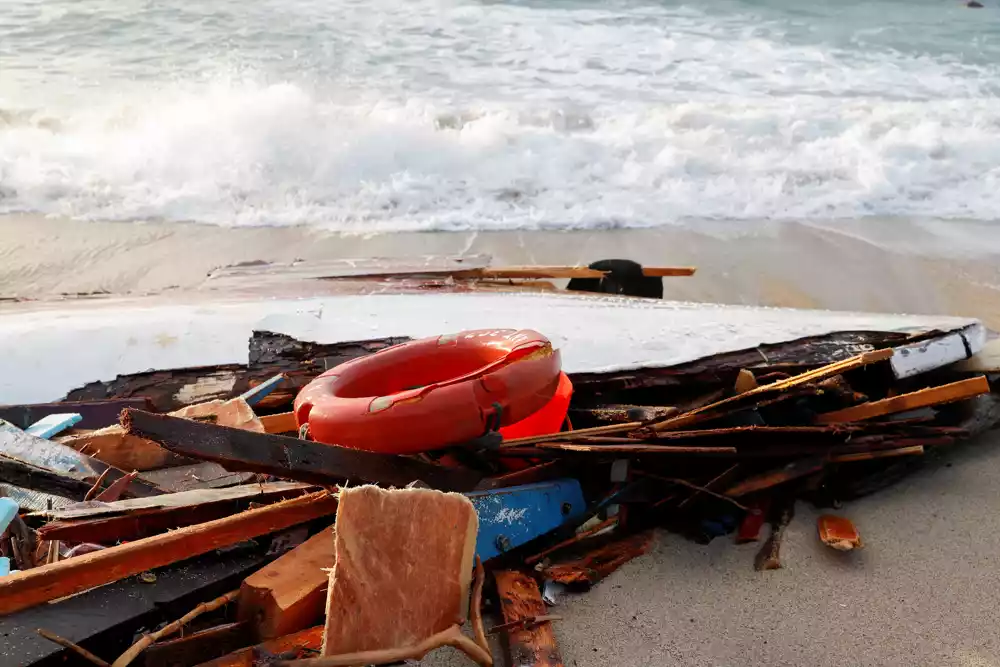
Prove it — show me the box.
[3,214,1000,329]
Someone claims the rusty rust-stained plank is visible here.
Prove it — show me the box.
[651,349,895,432]
[494,570,564,667]
[816,376,991,424]
[0,491,339,616]
[122,409,481,492]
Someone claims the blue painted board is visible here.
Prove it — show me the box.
[465,478,585,562]
[239,374,287,406]
[25,413,82,439]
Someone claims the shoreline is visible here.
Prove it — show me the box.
[3,214,1000,329]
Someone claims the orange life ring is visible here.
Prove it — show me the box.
[294,329,562,454]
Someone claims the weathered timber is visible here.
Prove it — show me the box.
[138,462,256,493]
[0,482,74,512]
[569,330,909,392]
[475,461,567,491]
[0,399,153,431]
[0,455,94,499]
[66,332,408,412]
[238,525,334,640]
[541,532,654,586]
[567,405,679,424]
[0,550,267,667]
[143,622,252,667]
[650,349,894,432]
[724,458,826,497]
[193,625,324,667]
[122,409,481,492]
[816,376,991,424]
[0,491,339,616]
[828,445,925,463]
[755,497,795,570]
[0,420,162,498]
[36,483,312,544]
[494,570,564,667]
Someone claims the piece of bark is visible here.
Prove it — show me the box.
[122,409,480,491]
[322,485,478,655]
[193,625,324,667]
[816,376,991,424]
[817,515,863,551]
[36,483,311,544]
[540,532,654,586]
[239,525,335,640]
[0,491,338,616]
[494,570,564,667]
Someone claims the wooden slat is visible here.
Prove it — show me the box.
[0,491,339,616]
[238,525,334,640]
[494,570,564,667]
[144,622,252,667]
[138,462,256,493]
[260,412,298,434]
[535,443,737,455]
[816,376,991,424]
[829,445,924,463]
[122,409,481,491]
[724,458,826,497]
[651,349,895,432]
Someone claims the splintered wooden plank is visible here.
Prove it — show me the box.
[535,443,738,455]
[0,455,95,500]
[142,622,252,667]
[651,349,894,432]
[0,491,338,616]
[724,458,826,497]
[0,398,153,431]
[192,625,325,667]
[816,376,991,424]
[238,525,334,640]
[138,462,256,493]
[322,486,478,655]
[121,409,481,491]
[494,570,564,667]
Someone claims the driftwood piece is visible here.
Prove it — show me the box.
[540,532,654,586]
[36,628,111,667]
[817,515,863,551]
[36,483,311,544]
[122,409,481,492]
[66,333,408,412]
[494,570,564,667]
[724,459,826,497]
[755,499,796,570]
[274,624,492,666]
[536,443,738,455]
[0,491,338,616]
[817,376,991,424]
[192,625,324,667]
[239,525,334,640]
[111,588,241,667]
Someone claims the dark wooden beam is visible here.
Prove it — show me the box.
[121,409,481,492]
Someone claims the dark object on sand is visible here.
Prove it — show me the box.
[567,259,664,299]
[967,1,984,8]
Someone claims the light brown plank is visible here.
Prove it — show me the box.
[260,412,299,434]
[494,570,564,667]
[816,376,990,424]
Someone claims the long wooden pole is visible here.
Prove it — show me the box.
[0,491,338,616]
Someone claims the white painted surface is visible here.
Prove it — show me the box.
[0,292,984,404]
[890,332,973,379]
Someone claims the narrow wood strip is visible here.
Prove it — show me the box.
[817,376,990,424]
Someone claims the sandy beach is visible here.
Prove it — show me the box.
[4,214,1000,330]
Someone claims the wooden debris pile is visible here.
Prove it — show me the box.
[0,327,997,667]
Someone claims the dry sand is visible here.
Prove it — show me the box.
[5,214,1000,666]
[4,214,1000,328]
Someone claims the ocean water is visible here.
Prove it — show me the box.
[1,0,999,231]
